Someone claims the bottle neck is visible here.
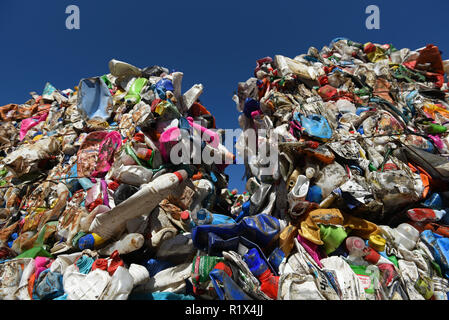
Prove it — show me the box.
[258,268,272,282]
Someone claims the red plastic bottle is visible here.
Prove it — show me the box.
[257,268,279,300]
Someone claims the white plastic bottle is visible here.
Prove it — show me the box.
[287,175,310,211]
[89,170,188,240]
[98,233,145,256]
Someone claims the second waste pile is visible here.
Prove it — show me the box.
[1,38,449,300]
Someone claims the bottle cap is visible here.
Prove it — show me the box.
[181,211,190,221]
[363,247,380,264]
[369,234,386,252]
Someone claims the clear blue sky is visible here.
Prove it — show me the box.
[1,0,448,192]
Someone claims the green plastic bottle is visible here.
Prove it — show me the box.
[424,123,447,134]
[125,77,148,105]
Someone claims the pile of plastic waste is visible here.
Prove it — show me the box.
[230,38,449,300]
[0,60,240,300]
[1,38,449,300]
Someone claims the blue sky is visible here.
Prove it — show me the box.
[1,0,448,192]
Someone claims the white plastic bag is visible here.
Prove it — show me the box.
[134,262,192,294]
[278,273,325,300]
[0,258,33,300]
[64,269,111,300]
[321,256,367,300]
[100,266,134,300]
[13,258,35,300]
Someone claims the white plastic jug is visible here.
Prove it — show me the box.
[394,223,419,251]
